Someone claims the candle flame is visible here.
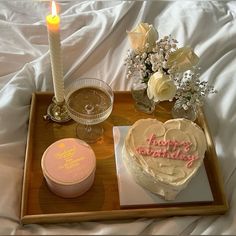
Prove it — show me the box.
[51,0,57,17]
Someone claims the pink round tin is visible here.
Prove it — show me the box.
[41,138,96,198]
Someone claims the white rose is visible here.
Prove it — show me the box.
[167,47,199,73]
[127,22,158,53]
[147,71,177,102]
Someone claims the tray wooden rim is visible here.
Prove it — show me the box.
[20,92,228,225]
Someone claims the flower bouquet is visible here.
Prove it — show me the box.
[125,22,213,118]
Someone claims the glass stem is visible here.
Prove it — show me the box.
[85,125,92,133]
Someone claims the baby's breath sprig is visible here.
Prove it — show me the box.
[174,68,217,110]
[124,35,179,83]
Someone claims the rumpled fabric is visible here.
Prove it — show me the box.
[0,1,236,235]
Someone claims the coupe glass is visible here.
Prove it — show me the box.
[65,78,114,143]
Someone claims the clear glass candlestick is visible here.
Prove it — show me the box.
[44,96,71,123]
[65,78,114,143]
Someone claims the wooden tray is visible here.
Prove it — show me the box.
[20,92,228,224]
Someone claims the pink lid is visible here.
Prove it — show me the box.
[41,138,96,185]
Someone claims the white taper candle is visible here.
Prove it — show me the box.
[46,1,64,103]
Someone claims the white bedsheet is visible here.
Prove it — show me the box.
[0,1,236,235]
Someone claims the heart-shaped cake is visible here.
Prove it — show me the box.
[124,118,207,200]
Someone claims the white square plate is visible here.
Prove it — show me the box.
[113,126,214,207]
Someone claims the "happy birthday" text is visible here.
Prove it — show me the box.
[135,134,198,168]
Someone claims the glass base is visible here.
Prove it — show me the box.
[131,89,155,114]
[134,101,155,114]
[171,104,197,122]
[76,124,104,144]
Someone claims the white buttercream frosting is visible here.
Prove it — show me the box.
[124,118,207,200]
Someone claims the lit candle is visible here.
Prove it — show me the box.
[46,0,64,103]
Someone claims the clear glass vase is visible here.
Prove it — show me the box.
[171,100,197,121]
[130,71,155,114]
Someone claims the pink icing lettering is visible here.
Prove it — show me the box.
[160,140,166,146]
[146,134,156,145]
[183,141,192,152]
[136,147,147,155]
[146,149,154,156]
[163,149,168,158]
[153,150,161,157]
[171,149,181,159]
[153,139,159,146]
[173,140,180,151]
[186,157,194,168]
[165,140,170,150]
[160,149,166,158]
[136,135,199,168]
[186,155,198,168]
